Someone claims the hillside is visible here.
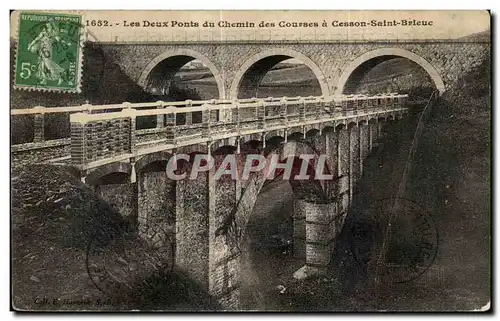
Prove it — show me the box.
[459,29,491,42]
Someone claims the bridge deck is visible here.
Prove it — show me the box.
[11,94,409,171]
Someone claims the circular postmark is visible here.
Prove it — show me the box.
[85,217,175,300]
[349,197,439,284]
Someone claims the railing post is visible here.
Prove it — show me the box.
[236,136,241,154]
[164,105,176,145]
[185,100,193,125]
[360,97,366,113]
[299,97,306,121]
[324,98,331,115]
[316,97,323,119]
[280,97,288,123]
[70,112,88,167]
[210,99,218,122]
[156,100,165,128]
[257,101,265,129]
[252,97,258,120]
[232,101,240,128]
[342,99,347,117]
[33,106,45,143]
[82,103,92,114]
[334,98,342,113]
[130,157,137,183]
[202,103,211,138]
[122,102,137,154]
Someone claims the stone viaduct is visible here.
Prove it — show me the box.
[66,95,411,309]
[97,39,489,100]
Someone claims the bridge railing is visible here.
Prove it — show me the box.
[65,94,408,169]
[10,99,216,149]
[11,94,408,153]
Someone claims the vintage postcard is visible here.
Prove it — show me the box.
[10,10,491,311]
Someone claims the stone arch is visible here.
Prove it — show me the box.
[335,123,346,132]
[138,48,225,99]
[177,144,209,155]
[229,48,330,99]
[335,48,445,96]
[287,126,304,139]
[265,135,285,148]
[85,162,131,185]
[287,131,304,142]
[322,126,336,134]
[264,129,286,140]
[241,139,263,153]
[347,121,359,129]
[335,119,347,128]
[212,145,238,156]
[136,151,171,173]
[306,128,321,139]
[233,140,331,234]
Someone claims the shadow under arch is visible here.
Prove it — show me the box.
[229,48,330,100]
[135,151,172,173]
[335,48,445,96]
[225,140,332,241]
[137,48,225,99]
[85,162,131,186]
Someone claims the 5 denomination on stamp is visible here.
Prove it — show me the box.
[14,11,84,92]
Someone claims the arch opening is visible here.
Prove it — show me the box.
[235,141,330,309]
[138,50,224,127]
[336,48,445,99]
[144,56,221,101]
[230,49,329,100]
[85,162,131,186]
[139,50,224,100]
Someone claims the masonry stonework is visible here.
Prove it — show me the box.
[38,92,410,310]
[62,117,398,310]
[100,41,489,99]
[137,163,176,247]
[96,183,137,226]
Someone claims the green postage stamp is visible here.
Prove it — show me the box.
[14,11,84,92]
